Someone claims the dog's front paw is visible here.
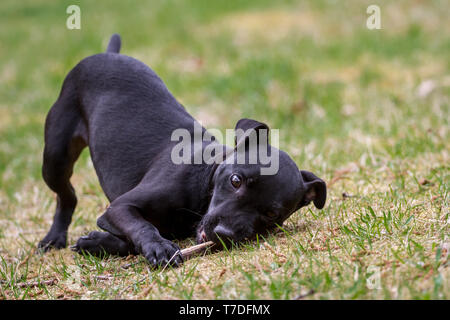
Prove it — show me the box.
[141,238,183,268]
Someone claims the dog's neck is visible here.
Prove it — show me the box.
[196,143,230,214]
[198,161,219,214]
[180,125,233,215]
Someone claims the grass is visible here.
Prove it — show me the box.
[0,0,448,299]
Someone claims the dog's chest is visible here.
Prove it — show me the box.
[143,207,203,239]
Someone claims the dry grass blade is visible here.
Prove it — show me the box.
[16,279,58,288]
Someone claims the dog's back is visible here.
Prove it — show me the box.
[46,35,197,200]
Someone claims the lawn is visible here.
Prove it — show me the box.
[0,0,448,299]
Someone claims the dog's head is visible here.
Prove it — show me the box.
[196,118,326,245]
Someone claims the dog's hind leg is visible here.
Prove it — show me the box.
[72,231,136,257]
[39,78,87,251]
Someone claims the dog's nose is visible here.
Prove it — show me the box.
[213,224,235,241]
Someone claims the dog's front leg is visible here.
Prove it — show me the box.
[99,204,182,267]
[96,188,183,267]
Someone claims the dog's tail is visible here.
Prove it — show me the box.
[106,34,121,53]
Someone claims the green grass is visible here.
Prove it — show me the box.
[0,0,448,299]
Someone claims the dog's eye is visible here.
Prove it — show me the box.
[230,174,242,188]
[266,211,277,219]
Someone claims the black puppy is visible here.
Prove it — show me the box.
[39,34,326,267]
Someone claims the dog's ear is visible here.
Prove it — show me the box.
[297,170,327,209]
[234,118,270,147]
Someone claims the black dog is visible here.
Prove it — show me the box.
[39,34,326,267]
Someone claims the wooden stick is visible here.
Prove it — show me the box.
[180,241,215,259]
[121,241,215,270]
[120,241,215,271]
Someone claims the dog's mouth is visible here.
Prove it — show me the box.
[196,227,208,244]
[196,225,234,245]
